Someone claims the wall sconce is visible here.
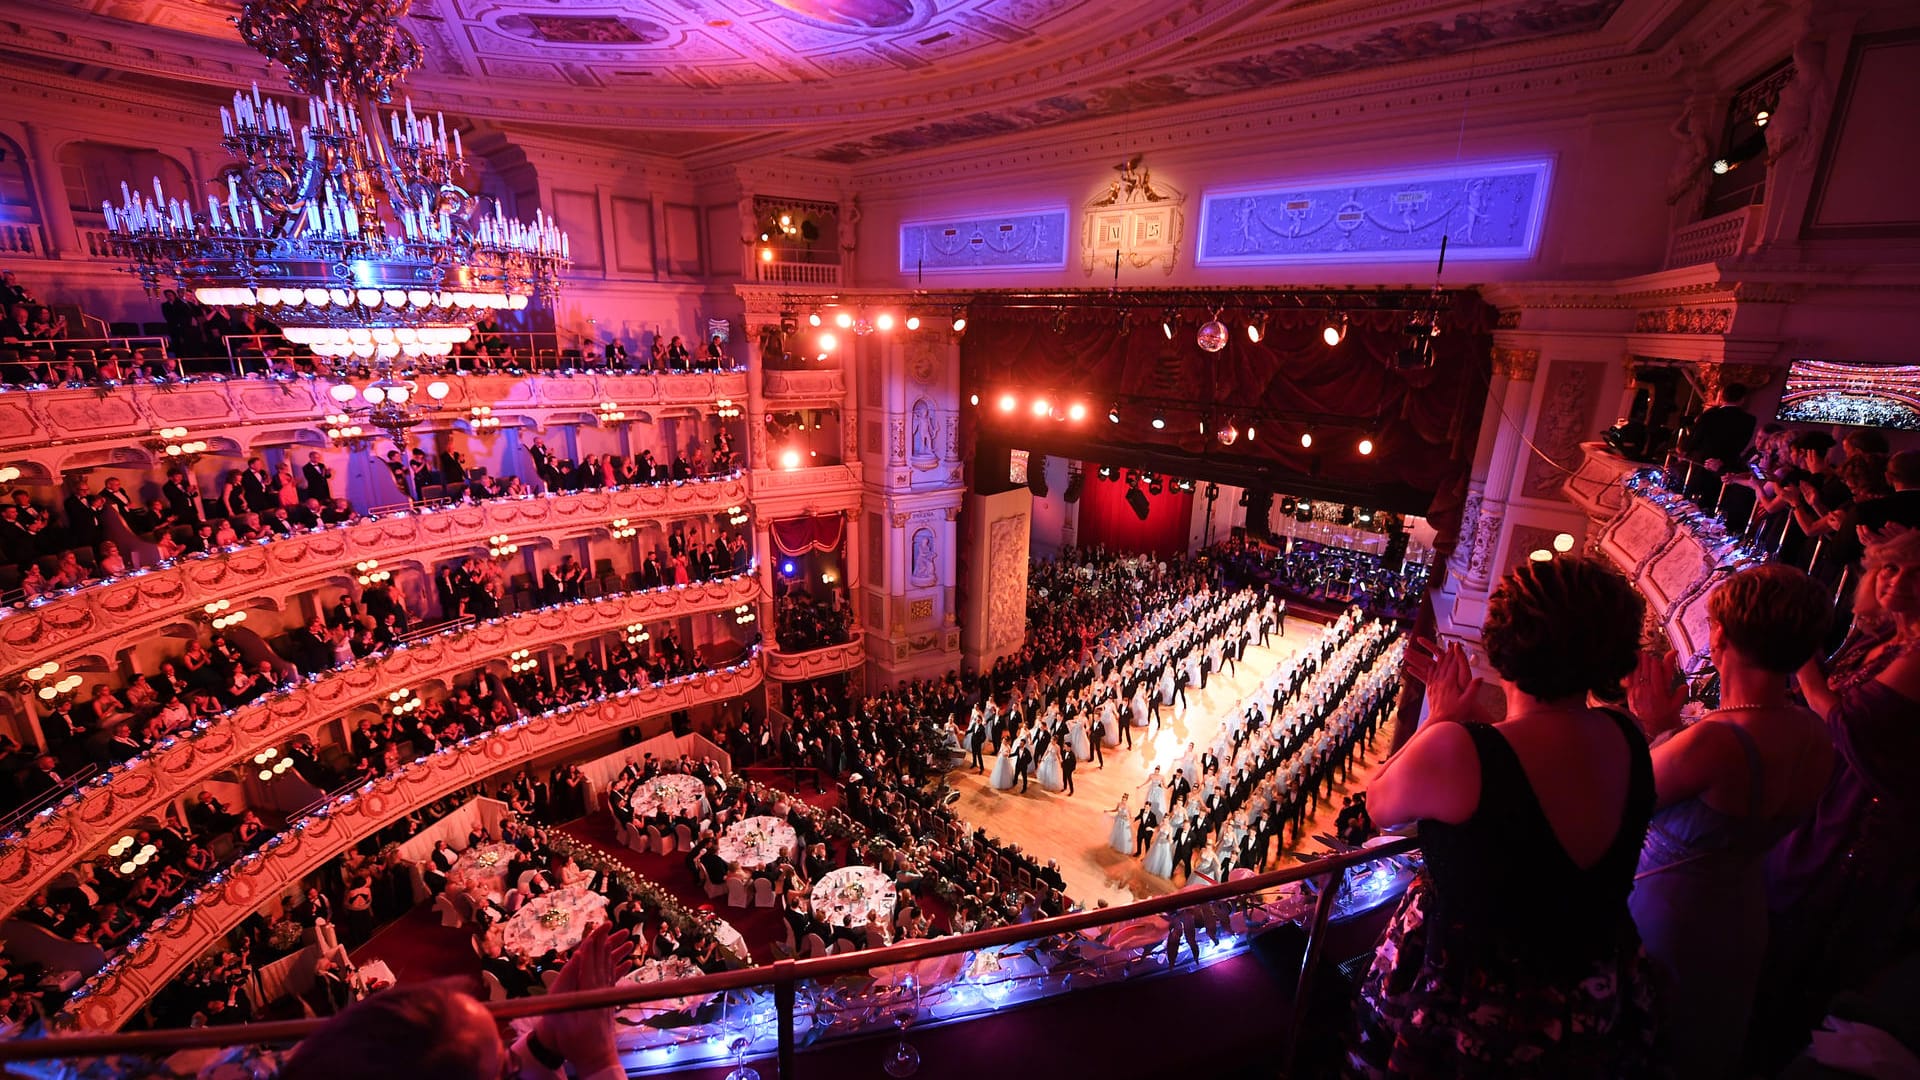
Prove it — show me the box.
[733,603,757,626]
[24,661,81,702]
[597,401,627,424]
[148,427,209,461]
[610,518,638,541]
[715,398,741,420]
[251,746,293,781]
[323,413,368,445]
[624,622,651,645]
[355,560,391,586]
[108,835,156,876]
[203,599,247,630]
[486,534,518,557]
[386,687,419,715]
[508,649,538,675]
[726,505,749,526]
[0,466,19,484]
[468,405,500,431]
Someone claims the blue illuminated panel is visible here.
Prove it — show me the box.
[1196,159,1551,266]
[899,207,1071,274]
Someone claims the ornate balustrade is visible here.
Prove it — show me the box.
[764,634,866,682]
[1663,205,1761,269]
[0,475,748,680]
[59,653,764,1032]
[0,574,760,920]
[0,370,748,470]
[761,367,846,402]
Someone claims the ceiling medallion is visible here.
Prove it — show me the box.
[98,0,569,366]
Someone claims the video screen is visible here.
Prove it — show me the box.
[1775,359,1920,431]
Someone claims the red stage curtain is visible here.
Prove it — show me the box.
[770,515,844,556]
[1076,474,1193,558]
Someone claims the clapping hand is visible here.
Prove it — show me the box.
[533,923,634,1076]
[1626,649,1687,739]
[1421,643,1485,726]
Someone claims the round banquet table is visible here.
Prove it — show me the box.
[810,866,897,928]
[627,774,710,821]
[708,915,748,960]
[614,956,711,1018]
[717,815,798,872]
[445,843,517,903]
[501,883,609,962]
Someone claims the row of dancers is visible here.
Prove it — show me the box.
[1113,612,1404,881]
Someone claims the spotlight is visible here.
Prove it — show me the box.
[1245,425,1256,442]
[834,311,853,329]
[1031,397,1050,417]
[1098,465,1115,480]
[1050,307,1068,334]
[1712,158,1731,175]
[781,560,797,576]
[1300,430,1314,449]
[818,332,838,353]
[1358,436,1375,456]
[969,392,980,407]
[1161,309,1176,340]
[1322,314,1348,347]
[1067,402,1087,422]
[1247,311,1270,343]
[997,393,1017,413]
[1553,532,1576,553]
[780,310,798,334]
[905,316,921,330]
[808,312,822,327]
[951,308,968,333]
[1150,413,1166,430]
[876,312,895,331]
[1149,476,1164,496]
[1217,420,1239,446]
[1754,110,1770,127]
[780,449,801,469]
[1107,404,1121,424]
[1529,548,1553,562]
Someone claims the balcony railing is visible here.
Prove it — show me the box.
[0,573,761,922]
[0,224,45,258]
[753,257,840,287]
[764,633,866,681]
[55,653,766,1032]
[1,835,1415,1069]
[0,474,749,681]
[1663,205,1761,269]
[761,367,846,401]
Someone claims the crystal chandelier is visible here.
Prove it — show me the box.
[99,0,568,364]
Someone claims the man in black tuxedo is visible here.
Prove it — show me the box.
[1059,745,1076,796]
[1014,739,1032,794]
[1169,768,1191,808]
[1133,807,1156,856]
[967,720,986,773]
[302,453,333,503]
[1087,716,1105,767]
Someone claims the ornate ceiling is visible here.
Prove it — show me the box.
[1,0,1658,165]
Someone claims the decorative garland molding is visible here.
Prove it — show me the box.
[59,655,763,1032]
[0,474,749,682]
[764,636,867,682]
[0,575,760,921]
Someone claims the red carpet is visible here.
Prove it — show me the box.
[349,902,482,995]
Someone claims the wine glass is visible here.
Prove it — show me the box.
[882,975,921,1077]
[725,1035,758,1080]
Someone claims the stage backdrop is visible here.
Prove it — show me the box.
[1076,473,1194,558]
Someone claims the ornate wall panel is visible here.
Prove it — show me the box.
[897,209,1070,273]
[1196,159,1552,266]
[985,513,1028,650]
[1520,359,1605,501]
[0,475,748,680]
[0,575,758,921]
[61,656,762,1032]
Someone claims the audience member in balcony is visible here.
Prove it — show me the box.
[0,303,27,345]
[666,335,690,371]
[162,468,203,525]
[239,456,275,512]
[24,306,63,342]
[95,541,126,577]
[0,272,33,309]
[1625,565,1835,1078]
[1755,531,1920,1053]
[1351,557,1658,1075]
[604,339,629,368]
[704,334,726,370]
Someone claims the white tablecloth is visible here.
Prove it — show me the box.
[356,960,396,993]
[627,775,709,821]
[716,816,797,872]
[810,866,897,927]
[709,916,747,959]
[446,843,517,903]
[614,956,711,1018]
[501,884,609,962]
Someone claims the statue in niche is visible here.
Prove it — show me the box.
[909,399,938,463]
[839,196,861,252]
[910,527,937,587]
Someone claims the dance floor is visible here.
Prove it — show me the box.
[944,615,1335,906]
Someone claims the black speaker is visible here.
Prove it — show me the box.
[1383,530,1410,567]
[1244,489,1273,539]
[1063,470,1085,504]
[1028,453,1049,498]
[1126,485,1151,521]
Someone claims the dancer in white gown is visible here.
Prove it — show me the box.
[1130,685,1149,729]
[1141,767,1167,819]
[1143,816,1176,878]
[1109,795,1132,854]
[1099,698,1121,747]
[1036,737,1064,792]
[1069,715,1091,761]
[989,736,1016,790]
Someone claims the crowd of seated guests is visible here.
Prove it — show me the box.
[1208,535,1431,620]
[773,587,853,652]
[527,432,737,494]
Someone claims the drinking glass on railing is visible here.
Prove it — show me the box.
[882,973,921,1077]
